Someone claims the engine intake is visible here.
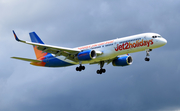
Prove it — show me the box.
[112,55,133,66]
[77,50,96,61]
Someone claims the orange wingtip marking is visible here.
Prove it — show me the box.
[13,33,17,39]
[13,33,16,37]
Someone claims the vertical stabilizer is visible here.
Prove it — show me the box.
[29,32,48,59]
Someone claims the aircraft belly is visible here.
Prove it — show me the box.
[44,56,77,67]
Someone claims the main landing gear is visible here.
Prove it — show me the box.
[97,61,106,74]
[145,49,152,61]
[76,64,85,72]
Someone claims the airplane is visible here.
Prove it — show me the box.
[11,30,167,74]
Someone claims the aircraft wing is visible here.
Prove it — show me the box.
[13,31,81,57]
[20,41,80,55]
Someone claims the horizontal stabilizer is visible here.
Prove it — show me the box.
[11,57,42,62]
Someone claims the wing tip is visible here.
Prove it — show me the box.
[12,30,20,41]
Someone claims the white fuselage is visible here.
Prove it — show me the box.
[55,33,167,65]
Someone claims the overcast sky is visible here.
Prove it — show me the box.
[0,0,180,111]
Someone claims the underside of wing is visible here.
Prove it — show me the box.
[89,58,115,65]
[26,42,81,62]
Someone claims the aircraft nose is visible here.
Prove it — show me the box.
[163,38,167,44]
[161,38,167,45]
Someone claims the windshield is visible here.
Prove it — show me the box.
[152,35,162,38]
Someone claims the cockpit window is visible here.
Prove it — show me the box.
[152,35,162,38]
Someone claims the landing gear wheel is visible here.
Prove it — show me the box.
[81,66,85,70]
[99,69,105,73]
[76,67,79,71]
[97,69,106,74]
[145,57,150,61]
[76,65,85,72]
[97,70,102,74]
[76,67,82,71]
[101,69,106,73]
[97,61,106,74]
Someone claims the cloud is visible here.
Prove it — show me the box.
[0,0,180,111]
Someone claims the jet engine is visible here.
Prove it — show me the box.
[112,55,133,66]
[77,50,96,61]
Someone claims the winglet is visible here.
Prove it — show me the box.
[12,30,26,43]
[13,30,21,41]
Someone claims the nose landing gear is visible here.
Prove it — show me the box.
[145,57,150,61]
[145,49,152,61]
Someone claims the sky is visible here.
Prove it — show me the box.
[0,0,180,111]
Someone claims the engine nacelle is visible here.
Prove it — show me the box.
[112,55,133,66]
[77,50,96,61]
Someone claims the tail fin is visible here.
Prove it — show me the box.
[29,32,48,59]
